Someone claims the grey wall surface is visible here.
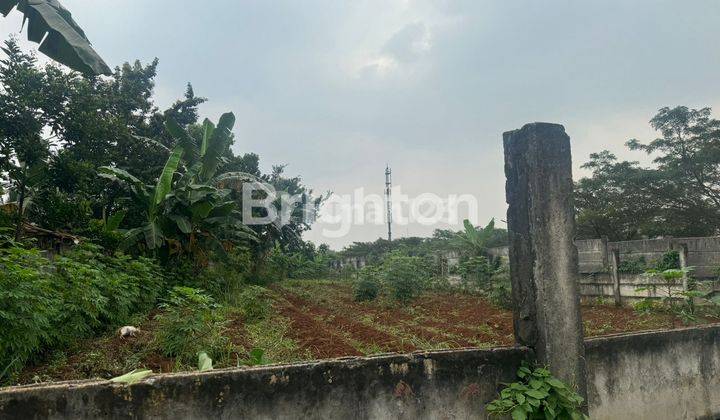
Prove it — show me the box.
[4,326,720,419]
[586,325,720,420]
[490,236,720,279]
[0,348,529,420]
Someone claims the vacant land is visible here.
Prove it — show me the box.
[16,280,716,385]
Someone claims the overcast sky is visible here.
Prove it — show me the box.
[2,0,719,249]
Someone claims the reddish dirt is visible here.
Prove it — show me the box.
[275,296,362,358]
[275,282,719,357]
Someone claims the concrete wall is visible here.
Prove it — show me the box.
[489,235,720,280]
[586,325,720,420]
[4,326,720,419]
[577,272,713,303]
[0,348,529,420]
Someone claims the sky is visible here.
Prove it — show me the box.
[2,0,719,249]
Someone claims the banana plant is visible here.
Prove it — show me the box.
[453,218,498,256]
[98,144,183,250]
[99,113,257,260]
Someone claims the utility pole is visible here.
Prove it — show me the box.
[385,165,392,241]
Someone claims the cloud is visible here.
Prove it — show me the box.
[382,22,431,63]
[352,21,432,79]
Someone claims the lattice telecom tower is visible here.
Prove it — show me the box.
[385,165,392,241]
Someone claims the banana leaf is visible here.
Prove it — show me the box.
[199,112,235,181]
[154,146,184,205]
[0,0,111,75]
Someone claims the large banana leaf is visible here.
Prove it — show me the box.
[165,119,199,165]
[154,146,184,206]
[98,166,150,206]
[199,112,235,181]
[0,0,111,75]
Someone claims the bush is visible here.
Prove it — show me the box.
[487,266,512,309]
[0,247,59,381]
[154,287,228,365]
[354,266,382,302]
[458,255,496,290]
[633,298,659,314]
[237,286,272,321]
[0,244,164,382]
[191,248,252,301]
[618,255,647,274]
[655,250,680,271]
[382,253,429,303]
[486,363,587,419]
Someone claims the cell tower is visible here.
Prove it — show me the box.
[385,165,392,241]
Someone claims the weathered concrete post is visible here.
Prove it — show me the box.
[503,123,587,400]
[610,249,621,306]
[678,243,689,291]
[600,236,609,268]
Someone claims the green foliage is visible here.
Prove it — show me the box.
[454,218,502,256]
[458,255,497,290]
[618,255,647,274]
[246,348,268,366]
[0,243,164,382]
[486,363,587,420]
[154,287,228,365]
[354,266,382,302]
[577,106,720,240]
[187,247,253,301]
[633,298,659,314]
[655,250,680,271]
[237,286,272,322]
[382,253,429,303]
[26,188,92,231]
[99,112,257,261]
[1,0,111,75]
[487,265,513,309]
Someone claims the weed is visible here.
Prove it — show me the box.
[154,287,228,366]
[486,363,587,419]
[237,286,272,321]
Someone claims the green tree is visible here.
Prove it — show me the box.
[577,106,720,240]
[0,39,51,239]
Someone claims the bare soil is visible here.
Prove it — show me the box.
[14,280,716,385]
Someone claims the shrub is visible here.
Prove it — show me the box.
[458,255,495,290]
[618,255,647,274]
[237,286,272,321]
[191,247,252,301]
[655,250,680,271]
[633,298,659,314]
[0,244,164,382]
[382,253,429,303]
[354,266,382,302]
[487,266,513,309]
[0,247,59,381]
[154,287,228,365]
[486,363,587,419]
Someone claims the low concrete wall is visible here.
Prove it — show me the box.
[579,272,720,304]
[0,347,529,420]
[586,325,720,420]
[4,326,720,419]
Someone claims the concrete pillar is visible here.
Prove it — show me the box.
[601,236,609,268]
[678,243,689,290]
[503,122,587,399]
[610,249,621,306]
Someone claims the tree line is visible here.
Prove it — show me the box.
[576,106,720,241]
